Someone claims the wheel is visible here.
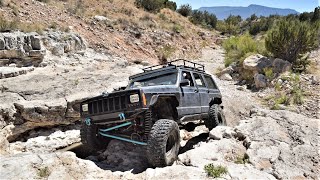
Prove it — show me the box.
[80,120,110,153]
[205,104,227,130]
[146,119,180,167]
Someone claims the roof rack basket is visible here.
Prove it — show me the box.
[142,59,205,72]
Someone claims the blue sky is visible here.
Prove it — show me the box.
[173,0,319,13]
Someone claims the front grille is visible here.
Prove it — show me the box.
[86,91,140,115]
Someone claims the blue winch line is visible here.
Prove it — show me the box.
[85,118,91,126]
[99,122,132,132]
[99,132,147,145]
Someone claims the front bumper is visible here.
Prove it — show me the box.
[82,108,149,125]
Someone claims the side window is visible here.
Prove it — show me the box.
[204,75,217,89]
[193,73,206,87]
[182,71,194,86]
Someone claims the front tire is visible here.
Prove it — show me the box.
[80,121,110,153]
[146,119,180,167]
[205,104,226,130]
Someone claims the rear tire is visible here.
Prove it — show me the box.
[80,121,110,153]
[205,104,226,130]
[146,119,180,167]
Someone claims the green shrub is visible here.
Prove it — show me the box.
[0,17,18,32]
[172,24,182,33]
[135,0,176,12]
[177,4,192,17]
[164,0,176,11]
[263,67,274,81]
[189,10,217,29]
[265,18,319,69]
[204,164,228,178]
[311,7,320,22]
[235,154,250,164]
[67,0,85,15]
[0,0,4,6]
[38,167,50,178]
[157,44,175,64]
[223,34,261,66]
[158,13,167,21]
[216,16,242,35]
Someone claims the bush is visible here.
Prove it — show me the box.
[67,0,85,15]
[157,44,175,64]
[0,17,18,32]
[177,4,192,17]
[204,164,228,178]
[265,18,319,69]
[234,154,250,164]
[135,0,176,12]
[311,7,320,22]
[189,10,217,29]
[164,0,176,11]
[223,34,261,66]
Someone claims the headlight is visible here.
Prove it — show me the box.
[82,104,88,112]
[130,94,140,103]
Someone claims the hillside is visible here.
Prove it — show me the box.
[0,0,217,64]
[199,4,299,20]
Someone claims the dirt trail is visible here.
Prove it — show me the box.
[195,47,260,126]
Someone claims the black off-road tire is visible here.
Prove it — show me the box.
[146,119,180,167]
[80,121,110,153]
[205,104,227,130]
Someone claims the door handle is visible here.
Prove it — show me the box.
[194,89,199,93]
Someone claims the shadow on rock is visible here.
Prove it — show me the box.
[69,132,209,174]
[73,140,150,174]
[179,133,209,154]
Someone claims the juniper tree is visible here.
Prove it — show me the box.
[265,18,319,70]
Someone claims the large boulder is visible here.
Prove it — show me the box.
[272,58,292,73]
[243,54,292,75]
[0,32,45,67]
[236,109,320,179]
[243,54,272,73]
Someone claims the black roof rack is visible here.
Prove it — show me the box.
[142,59,205,72]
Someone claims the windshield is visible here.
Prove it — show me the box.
[130,72,177,88]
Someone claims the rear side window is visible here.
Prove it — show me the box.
[204,75,217,89]
[193,73,206,87]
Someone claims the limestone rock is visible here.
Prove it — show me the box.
[0,32,45,67]
[254,73,267,88]
[9,130,80,154]
[94,15,109,21]
[272,58,292,73]
[209,126,235,140]
[0,152,114,179]
[217,66,234,77]
[243,54,272,73]
[0,66,34,79]
[236,110,320,179]
[0,125,14,155]
[220,73,233,81]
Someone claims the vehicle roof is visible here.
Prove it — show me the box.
[129,65,211,80]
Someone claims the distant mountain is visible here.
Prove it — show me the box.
[199,4,299,20]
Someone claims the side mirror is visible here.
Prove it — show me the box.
[180,79,190,86]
